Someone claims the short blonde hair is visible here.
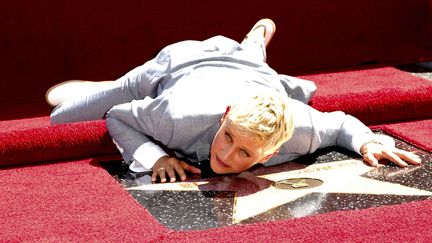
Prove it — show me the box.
[227,89,294,154]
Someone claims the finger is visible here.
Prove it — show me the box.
[394,149,422,165]
[173,163,187,181]
[152,167,165,182]
[151,170,158,182]
[382,150,408,167]
[180,161,202,174]
[363,151,379,167]
[158,168,168,183]
[165,166,177,183]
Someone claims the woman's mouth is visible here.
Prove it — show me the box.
[216,156,230,168]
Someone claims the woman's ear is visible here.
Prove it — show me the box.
[258,148,280,163]
[220,106,231,124]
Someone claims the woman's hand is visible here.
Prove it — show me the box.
[360,142,422,167]
[152,156,201,183]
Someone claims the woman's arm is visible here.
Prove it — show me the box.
[105,96,172,172]
[305,103,421,166]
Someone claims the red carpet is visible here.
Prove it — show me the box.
[0,119,117,167]
[301,67,432,124]
[0,159,167,242]
[1,158,431,241]
[0,67,431,241]
[374,119,432,152]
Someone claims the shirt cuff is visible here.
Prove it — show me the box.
[353,133,395,155]
[129,145,168,172]
[351,131,375,154]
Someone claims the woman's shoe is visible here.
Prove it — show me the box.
[243,18,276,47]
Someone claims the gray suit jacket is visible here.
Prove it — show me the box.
[51,36,376,172]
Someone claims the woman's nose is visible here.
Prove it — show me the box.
[221,145,235,161]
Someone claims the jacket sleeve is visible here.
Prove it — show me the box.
[309,108,395,154]
[105,96,175,172]
[265,99,393,166]
[306,106,375,154]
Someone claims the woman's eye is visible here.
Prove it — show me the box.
[224,132,232,142]
[240,150,249,157]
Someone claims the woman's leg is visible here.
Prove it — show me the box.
[49,46,170,124]
[46,80,114,107]
[49,78,138,124]
[240,18,276,62]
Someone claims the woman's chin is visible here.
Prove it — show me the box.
[209,160,221,173]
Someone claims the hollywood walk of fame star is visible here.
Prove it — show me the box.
[126,158,432,226]
[101,134,432,230]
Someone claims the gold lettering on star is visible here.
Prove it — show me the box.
[288,179,309,188]
[273,178,324,190]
